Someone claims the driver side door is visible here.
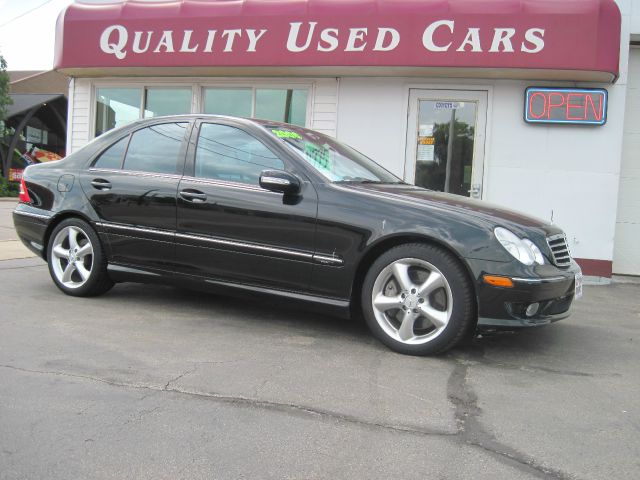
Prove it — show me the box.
[175,120,318,292]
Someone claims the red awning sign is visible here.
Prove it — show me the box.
[96,21,547,59]
[54,0,622,82]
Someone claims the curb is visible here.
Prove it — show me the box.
[0,197,18,203]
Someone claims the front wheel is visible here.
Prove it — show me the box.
[361,243,475,356]
[47,218,114,297]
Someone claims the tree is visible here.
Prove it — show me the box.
[0,53,12,180]
[0,54,10,121]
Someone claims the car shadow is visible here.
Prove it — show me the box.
[96,282,584,360]
[102,282,372,342]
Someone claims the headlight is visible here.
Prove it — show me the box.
[522,239,545,266]
[494,227,545,266]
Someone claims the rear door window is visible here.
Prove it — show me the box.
[123,123,188,175]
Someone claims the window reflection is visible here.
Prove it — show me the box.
[256,89,308,126]
[144,88,192,118]
[414,100,477,196]
[94,85,310,138]
[95,88,141,137]
[203,89,252,117]
[94,136,128,169]
[195,123,283,184]
[123,123,187,175]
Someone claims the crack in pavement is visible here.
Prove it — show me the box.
[0,264,44,271]
[121,406,162,426]
[0,364,454,439]
[2,356,583,479]
[164,365,199,391]
[455,354,618,378]
[447,348,577,480]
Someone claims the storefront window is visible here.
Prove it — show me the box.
[144,88,192,118]
[256,89,308,126]
[95,88,142,137]
[203,89,252,117]
[203,88,308,126]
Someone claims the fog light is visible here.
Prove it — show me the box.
[525,303,540,317]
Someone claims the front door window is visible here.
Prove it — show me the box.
[195,123,283,184]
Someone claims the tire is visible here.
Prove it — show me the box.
[361,243,475,356]
[47,218,114,297]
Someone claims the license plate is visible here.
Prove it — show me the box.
[575,273,583,299]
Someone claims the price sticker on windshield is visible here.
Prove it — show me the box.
[304,142,332,170]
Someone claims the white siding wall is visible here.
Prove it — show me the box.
[487,80,626,264]
[68,77,91,154]
[336,78,408,177]
[337,76,626,264]
[311,78,338,137]
[614,47,640,274]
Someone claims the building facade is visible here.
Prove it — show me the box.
[55,0,638,278]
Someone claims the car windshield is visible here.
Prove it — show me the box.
[264,124,402,184]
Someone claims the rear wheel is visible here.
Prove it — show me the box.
[47,218,114,297]
[361,243,475,355]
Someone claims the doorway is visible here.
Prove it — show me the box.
[405,89,488,199]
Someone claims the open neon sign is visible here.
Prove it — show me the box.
[525,87,607,125]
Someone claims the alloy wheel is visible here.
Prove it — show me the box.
[50,226,95,289]
[371,258,453,345]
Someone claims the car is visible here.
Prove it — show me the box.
[13,115,582,356]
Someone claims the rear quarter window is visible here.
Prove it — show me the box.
[93,136,128,169]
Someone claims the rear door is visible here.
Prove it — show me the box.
[175,120,318,292]
[81,121,190,271]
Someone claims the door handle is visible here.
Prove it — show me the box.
[91,178,112,190]
[179,189,207,203]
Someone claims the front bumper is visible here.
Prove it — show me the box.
[468,258,582,329]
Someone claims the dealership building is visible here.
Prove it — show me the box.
[54,0,639,278]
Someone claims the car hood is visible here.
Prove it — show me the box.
[342,183,560,235]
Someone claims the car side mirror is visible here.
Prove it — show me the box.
[259,170,301,196]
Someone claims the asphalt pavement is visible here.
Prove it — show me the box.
[1,198,639,480]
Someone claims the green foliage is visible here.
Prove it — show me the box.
[0,54,10,122]
[0,176,19,197]
[0,53,11,180]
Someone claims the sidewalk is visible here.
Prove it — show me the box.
[0,198,36,261]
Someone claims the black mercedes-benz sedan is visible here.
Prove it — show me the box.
[13,115,582,355]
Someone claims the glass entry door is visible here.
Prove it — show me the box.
[405,89,488,199]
